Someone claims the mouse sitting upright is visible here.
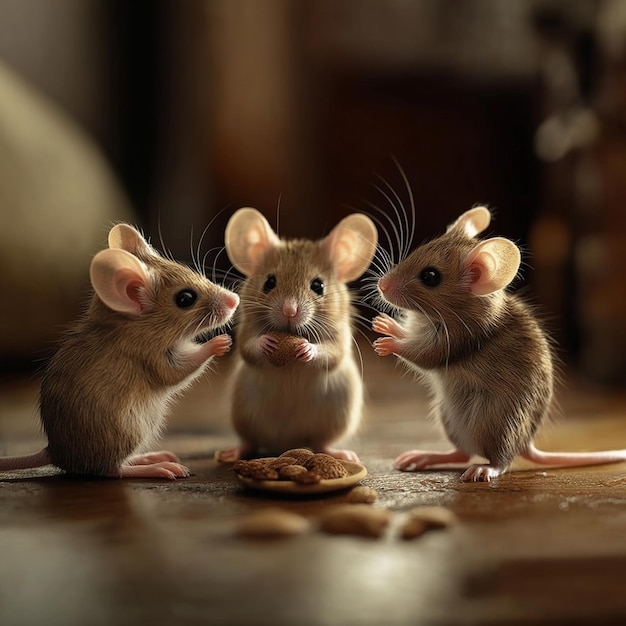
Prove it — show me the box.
[217,208,377,462]
[372,206,626,482]
[0,223,239,479]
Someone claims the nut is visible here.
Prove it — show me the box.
[266,456,297,470]
[400,506,457,540]
[280,448,314,464]
[266,332,302,367]
[278,464,321,484]
[236,508,311,539]
[233,449,352,483]
[232,460,279,480]
[303,453,349,479]
[345,486,378,504]
[318,504,391,539]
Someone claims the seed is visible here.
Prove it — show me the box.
[345,486,378,504]
[400,506,457,540]
[266,332,302,366]
[318,504,391,539]
[236,509,311,539]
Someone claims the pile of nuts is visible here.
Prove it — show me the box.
[233,448,349,484]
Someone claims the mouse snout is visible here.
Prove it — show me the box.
[378,275,400,301]
[223,291,239,311]
[282,297,299,320]
[378,275,390,292]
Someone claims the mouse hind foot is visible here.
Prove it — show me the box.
[460,464,506,482]
[215,443,254,464]
[318,447,360,462]
[394,448,471,471]
[117,461,190,480]
[128,450,180,465]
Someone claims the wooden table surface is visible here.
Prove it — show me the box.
[1,349,626,626]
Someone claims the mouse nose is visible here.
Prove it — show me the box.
[224,292,239,310]
[282,298,298,319]
[378,275,390,293]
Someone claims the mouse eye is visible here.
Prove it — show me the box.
[175,288,198,309]
[310,277,324,296]
[419,267,442,288]
[263,274,277,293]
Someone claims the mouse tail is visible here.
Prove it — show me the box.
[0,448,51,471]
[523,443,626,468]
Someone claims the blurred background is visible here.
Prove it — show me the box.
[0,0,625,385]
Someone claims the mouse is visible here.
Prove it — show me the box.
[372,206,626,482]
[216,207,378,463]
[0,223,239,479]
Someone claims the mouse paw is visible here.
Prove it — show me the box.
[394,449,470,471]
[215,445,252,464]
[128,450,180,465]
[118,461,190,480]
[295,339,317,363]
[206,333,233,358]
[460,464,503,483]
[372,314,406,339]
[319,448,360,462]
[373,336,400,357]
[260,334,280,357]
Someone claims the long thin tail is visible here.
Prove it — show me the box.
[0,448,51,471]
[523,443,626,468]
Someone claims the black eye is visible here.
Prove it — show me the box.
[419,267,442,288]
[310,277,324,296]
[263,274,277,293]
[175,289,198,308]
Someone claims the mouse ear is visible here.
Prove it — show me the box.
[465,237,521,296]
[447,207,491,238]
[108,223,155,257]
[90,248,152,315]
[321,214,378,282]
[225,208,281,276]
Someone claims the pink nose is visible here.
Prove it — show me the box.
[378,276,390,293]
[223,292,240,310]
[282,299,298,319]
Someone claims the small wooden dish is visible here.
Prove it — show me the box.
[236,460,367,495]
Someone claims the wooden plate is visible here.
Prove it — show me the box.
[236,460,367,495]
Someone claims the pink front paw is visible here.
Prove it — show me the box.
[207,334,232,358]
[295,339,317,363]
[372,313,405,339]
[260,334,280,358]
[373,336,401,357]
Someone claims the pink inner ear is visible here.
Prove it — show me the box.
[125,281,144,311]
[467,263,482,287]
[112,270,146,314]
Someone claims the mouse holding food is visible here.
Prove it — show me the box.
[372,206,626,482]
[0,223,239,479]
[216,207,377,463]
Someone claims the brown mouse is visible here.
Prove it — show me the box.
[372,206,626,482]
[0,223,239,479]
[216,207,378,462]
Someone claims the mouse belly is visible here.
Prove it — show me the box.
[429,372,546,467]
[231,361,362,453]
